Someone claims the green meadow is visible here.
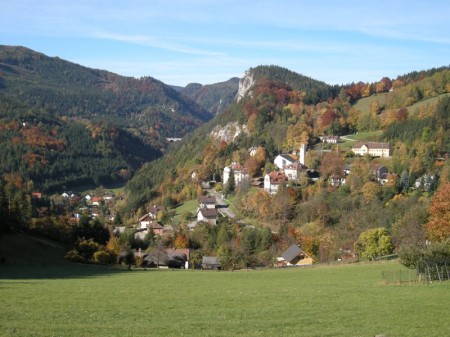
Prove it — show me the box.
[1,260,449,337]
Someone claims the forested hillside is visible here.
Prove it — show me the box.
[0,46,213,142]
[175,77,240,115]
[0,45,214,192]
[123,65,449,268]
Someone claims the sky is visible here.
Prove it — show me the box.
[1,0,450,86]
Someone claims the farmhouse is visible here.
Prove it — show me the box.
[352,142,390,157]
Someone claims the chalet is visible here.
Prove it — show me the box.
[223,162,249,186]
[199,195,216,209]
[274,154,298,170]
[197,208,218,225]
[264,171,287,194]
[138,213,153,228]
[276,244,314,267]
[352,142,390,157]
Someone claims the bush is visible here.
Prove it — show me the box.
[93,250,112,265]
[65,249,85,263]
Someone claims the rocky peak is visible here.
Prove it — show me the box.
[236,69,255,102]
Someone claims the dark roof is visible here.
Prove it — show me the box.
[200,208,217,219]
[149,205,165,215]
[199,195,216,204]
[352,142,390,150]
[278,154,297,163]
[282,244,301,263]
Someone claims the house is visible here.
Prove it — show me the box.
[148,205,165,220]
[84,194,92,201]
[371,164,388,183]
[202,256,221,270]
[91,196,103,206]
[141,249,188,268]
[199,195,216,209]
[264,171,287,194]
[329,175,345,187]
[321,135,340,144]
[276,244,314,267]
[197,208,218,225]
[352,142,390,157]
[143,221,164,236]
[31,192,42,199]
[414,174,436,191]
[223,162,249,186]
[138,213,153,228]
[62,191,75,198]
[274,154,298,170]
[104,191,115,200]
[248,146,258,157]
[284,162,304,181]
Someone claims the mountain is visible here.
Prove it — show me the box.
[0,45,215,191]
[125,65,341,207]
[125,64,450,210]
[0,46,213,141]
[174,77,240,115]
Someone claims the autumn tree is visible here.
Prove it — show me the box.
[354,227,394,260]
[425,182,450,241]
[319,151,344,181]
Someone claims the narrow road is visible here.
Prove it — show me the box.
[209,190,236,219]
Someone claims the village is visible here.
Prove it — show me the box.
[35,137,438,270]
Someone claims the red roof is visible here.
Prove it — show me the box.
[269,171,287,185]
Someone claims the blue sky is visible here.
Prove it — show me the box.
[1,0,449,86]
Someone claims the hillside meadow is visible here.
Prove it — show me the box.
[1,261,449,337]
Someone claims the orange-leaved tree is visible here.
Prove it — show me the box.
[425,182,450,241]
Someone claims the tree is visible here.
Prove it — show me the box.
[319,151,344,181]
[354,227,394,260]
[425,182,450,242]
[223,169,235,196]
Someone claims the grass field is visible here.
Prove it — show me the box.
[1,256,449,336]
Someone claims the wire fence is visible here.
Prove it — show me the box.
[382,265,450,284]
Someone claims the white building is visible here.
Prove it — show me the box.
[352,142,390,157]
[223,162,249,186]
[264,171,287,194]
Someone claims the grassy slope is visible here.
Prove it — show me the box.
[1,259,449,337]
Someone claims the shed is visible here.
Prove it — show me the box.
[202,256,221,270]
